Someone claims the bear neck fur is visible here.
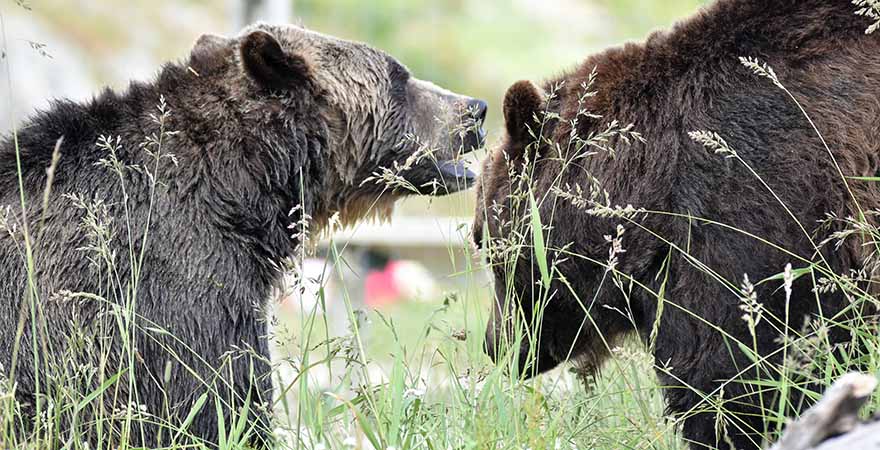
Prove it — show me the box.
[532,0,872,220]
[0,57,331,290]
[553,0,867,119]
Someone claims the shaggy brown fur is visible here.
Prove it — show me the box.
[0,23,485,447]
[475,1,880,448]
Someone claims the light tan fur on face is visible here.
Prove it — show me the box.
[406,78,467,157]
[225,23,475,236]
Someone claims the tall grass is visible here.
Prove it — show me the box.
[1,4,879,450]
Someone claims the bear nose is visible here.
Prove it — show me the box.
[468,98,489,123]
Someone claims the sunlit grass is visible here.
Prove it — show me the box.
[2,2,880,450]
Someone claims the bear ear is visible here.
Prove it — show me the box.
[240,30,311,91]
[189,33,233,74]
[503,80,545,144]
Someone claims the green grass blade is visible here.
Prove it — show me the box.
[758,265,813,285]
[173,391,209,441]
[76,368,126,411]
[529,189,551,289]
[215,394,228,449]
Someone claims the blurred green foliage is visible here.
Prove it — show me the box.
[594,0,710,40]
[295,0,706,132]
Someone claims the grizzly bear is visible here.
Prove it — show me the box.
[0,24,486,446]
[474,1,880,448]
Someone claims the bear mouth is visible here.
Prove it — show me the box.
[403,157,476,196]
[426,126,485,195]
[436,159,477,191]
[401,125,484,196]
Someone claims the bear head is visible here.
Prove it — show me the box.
[473,79,648,378]
[190,24,487,230]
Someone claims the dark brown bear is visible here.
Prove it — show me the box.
[0,24,485,447]
[474,1,880,448]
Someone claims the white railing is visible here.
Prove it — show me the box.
[320,216,473,248]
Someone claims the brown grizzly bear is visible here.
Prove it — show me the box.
[474,1,880,448]
[0,24,485,447]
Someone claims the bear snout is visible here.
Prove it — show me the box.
[458,98,489,154]
[483,298,561,378]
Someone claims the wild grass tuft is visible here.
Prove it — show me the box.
[1,5,879,450]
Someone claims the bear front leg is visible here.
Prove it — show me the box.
[650,310,770,450]
[658,368,766,450]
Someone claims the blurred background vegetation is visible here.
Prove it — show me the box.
[1,0,707,215]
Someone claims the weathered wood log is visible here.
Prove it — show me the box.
[770,373,879,450]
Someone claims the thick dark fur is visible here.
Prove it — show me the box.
[0,34,325,449]
[475,1,880,448]
[0,25,483,447]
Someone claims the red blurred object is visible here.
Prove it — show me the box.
[364,261,402,308]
